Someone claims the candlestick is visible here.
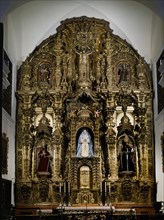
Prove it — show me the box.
[68,182,70,194]
[109,182,111,195]
[64,182,66,193]
[59,182,61,194]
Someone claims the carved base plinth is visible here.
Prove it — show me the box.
[15,204,156,219]
[114,203,156,216]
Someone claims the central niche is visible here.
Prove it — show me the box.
[76,128,94,158]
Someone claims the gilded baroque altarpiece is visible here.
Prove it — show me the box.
[15,17,155,212]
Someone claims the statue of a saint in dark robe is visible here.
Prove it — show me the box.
[37,144,53,176]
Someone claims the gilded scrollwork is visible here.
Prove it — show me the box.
[17,184,32,203]
[15,16,155,211]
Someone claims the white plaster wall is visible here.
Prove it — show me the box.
[3,0,163,64]
[151,14,164,62]
[2,0,164,204]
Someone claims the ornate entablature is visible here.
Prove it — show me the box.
[15,16,155,214]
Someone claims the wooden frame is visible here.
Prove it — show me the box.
[2,133,9,174]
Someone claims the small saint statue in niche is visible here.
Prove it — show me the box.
[118,134,135,172]
[117,63,130,84]
[38,63,51,84]
[37,144,53,176]
[76,129,94,157]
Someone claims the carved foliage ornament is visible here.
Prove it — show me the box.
[15,16,154,208]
